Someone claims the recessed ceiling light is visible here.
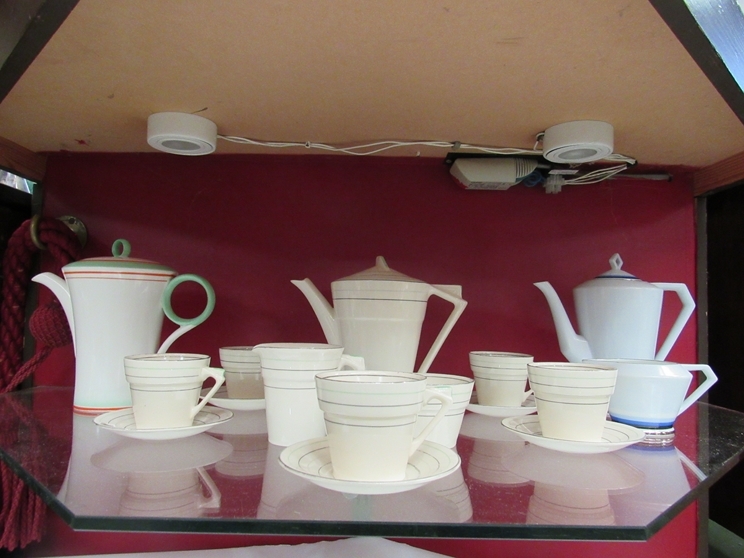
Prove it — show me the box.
[542,120,614,164]
[147,112,217,156]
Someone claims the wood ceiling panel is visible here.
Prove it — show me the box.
[0,0,742,167]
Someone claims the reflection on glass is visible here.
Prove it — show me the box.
[209,410,269,478]
[459,413,529,486]
[257,443,310,520]
[259,443,472,523]
[503,444,644,526]
[528,483,616,526]
[90,432,232,518]
[612,445,694,525]
[120,467,220,518]
[58,413,128,515]
[684,0,744,92]
[0,170,34,193]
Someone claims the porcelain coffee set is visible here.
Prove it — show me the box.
[33,241,718,494]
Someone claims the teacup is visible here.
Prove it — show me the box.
[469,351,534,407]
[123,353,225,430]
[252,343,365,446]
[219,346,263,399]
[414,373,474,448]
[527,362,617,442]
[315,371,453,482]
[584,359,718,430]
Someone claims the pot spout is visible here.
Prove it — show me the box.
[534,281,592,362]
[32,272,76,353]
[291,279,341,345]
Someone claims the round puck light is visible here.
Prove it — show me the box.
[542,120,614,164]
[147,112,218,156]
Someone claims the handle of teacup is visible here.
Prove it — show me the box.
[417,285,468,374]
[521,388,534,403]
[190,367,225,418]
[338,354,366,371]
[652,283,696,361]
[677,364,718,415]
[195,467,222,509]
[409,387,453,456]
[158,274,216,353]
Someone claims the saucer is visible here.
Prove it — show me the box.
[278,438,461,495]
[466,392,537,418]
[501,416,645,454]
[93,407,233,441]
[200,386,266,411]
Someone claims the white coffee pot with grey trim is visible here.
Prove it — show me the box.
[534,253,695,363]
[292,256,467,373]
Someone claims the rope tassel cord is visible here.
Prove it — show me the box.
[0,217,82,551]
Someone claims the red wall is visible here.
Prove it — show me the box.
[29,152,699,557]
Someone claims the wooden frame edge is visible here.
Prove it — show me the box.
[694,151,744,196]
[0,135,47,182]
[0,0,80,104]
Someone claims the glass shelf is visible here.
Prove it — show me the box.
[1,387,743,541]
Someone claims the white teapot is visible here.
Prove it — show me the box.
[535,254,695,362]
[33,239,215,413]
[292,256,467,373]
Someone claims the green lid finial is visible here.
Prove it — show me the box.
[112,239,131,258]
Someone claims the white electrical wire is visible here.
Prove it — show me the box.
[603,153,637,164]
[564,164,631,185]
[218,135,544,157]
[218,134,638,185]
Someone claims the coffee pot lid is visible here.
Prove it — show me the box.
[594,254,638,280]
[63,239,175,274]
[335,256,424,283]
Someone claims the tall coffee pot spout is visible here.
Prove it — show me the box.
[32,272,75,352]
[291,279,341,345]
[534,281,592,362]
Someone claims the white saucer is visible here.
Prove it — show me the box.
[93,407,233,441]
[278,438,461,495]
[466,392,537,418]
[501,416,645,454]
[201,386,266,411]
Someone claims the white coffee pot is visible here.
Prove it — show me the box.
[33,239,215,413]
[534,253,695,362]
[292,256,467,373]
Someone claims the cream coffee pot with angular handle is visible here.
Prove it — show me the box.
[292,256,467,373]
[534,254,695,362]
[33,239,215,414]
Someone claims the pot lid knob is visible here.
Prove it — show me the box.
[596,253,638,279]
[112,238,132,258]
[63,238,175,273]
[337,256,422,283]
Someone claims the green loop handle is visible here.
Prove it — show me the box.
[112,239,131,258]
[162,274,215,327]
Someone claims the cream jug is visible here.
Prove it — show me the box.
[584,359,717,430]
[33,239,215,413]
[292,256,467,373]
[534,254,695,362]
[252,343,366,446]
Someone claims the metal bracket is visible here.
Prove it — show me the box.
[30,214,87,250]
